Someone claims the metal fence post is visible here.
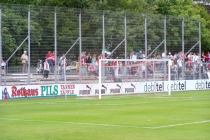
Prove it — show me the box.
[28,7,31,84]
[102,11,105,54]
[144,15,147,81]
[124,12,127,59]
[54,7,58,83]
[164,16,167,56]
[182,18,185,80]
[79,10,82,81]
[199,21,201,79]
[144,15,147,58]
[164,16,167,80]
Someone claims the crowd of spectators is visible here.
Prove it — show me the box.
[74,49,210,80]
[2,49,210,81]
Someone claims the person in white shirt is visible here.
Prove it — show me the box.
[21,51,28,73]
[1,58,6,75]
[59,54,66,80]
[43,59,50,78]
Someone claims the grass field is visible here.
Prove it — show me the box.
[0,90,210,140]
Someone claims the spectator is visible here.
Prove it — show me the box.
[1,58,6,75]
[91,54,97,64]
[59,54,66,80]
[20,50,28,73]
[178,56,184,79]
[36,59,43,74]
[86,53,92,64]
[79,51,87,76]
[161,52,166,58]
[168,52,173,59]
[208,52,210,62]
[201,52,206,62]
[45,51,55,73]
[130,51,137,61]
[43,59,50,79]
[137,50,143,59]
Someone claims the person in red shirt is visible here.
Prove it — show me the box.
[45,51,55,73]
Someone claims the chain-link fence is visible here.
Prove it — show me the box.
[0,4,202,85]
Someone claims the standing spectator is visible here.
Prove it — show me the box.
[208,52,210,62]
[20,50,28,73]
[79,51,87,76]
[86,53,92,64]
[137,50,143,59]
[92,54,97,64]
[45,51,55,73]
[187,52,193,69]
[201,52,207,62]
[177,57,183,79]
[36,59,43,74]
[161,52,166,58]
[130,50,137,61]
[168,52,173,59]
[1,58,6,75]
[59,54,66,80]
[43,59,50,79]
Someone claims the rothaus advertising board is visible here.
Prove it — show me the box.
[0,84,60,99]
[0,79,210,100]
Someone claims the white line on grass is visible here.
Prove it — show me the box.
[0,98,194,106]
[0,117,148,129]
[150,120,210,129]
[0,117,210,129]
[2,95,204,106]
[1,94,210,107]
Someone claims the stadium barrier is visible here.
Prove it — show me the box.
[1,79,210,100]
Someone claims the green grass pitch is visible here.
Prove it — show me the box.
[0,90,210,140]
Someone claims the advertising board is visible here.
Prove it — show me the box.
[1,79,210,100]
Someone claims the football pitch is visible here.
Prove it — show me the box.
[0,90,210,140]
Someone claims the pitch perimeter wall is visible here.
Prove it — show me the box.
[0,79,209,100]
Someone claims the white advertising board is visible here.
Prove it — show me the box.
[1,79,210,100]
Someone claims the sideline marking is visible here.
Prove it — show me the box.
[150,120,210,129]
[0,98,194,106]
[0,117,209,129]
[2,95,208,106]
